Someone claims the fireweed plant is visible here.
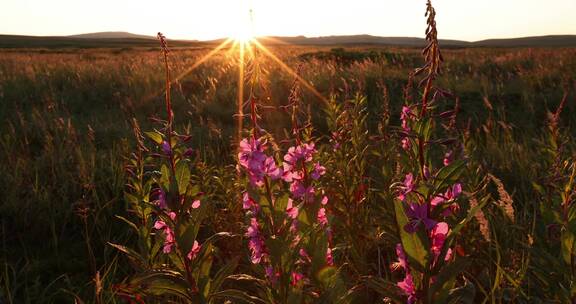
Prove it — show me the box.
[112,33,238,303]
[108,2,529,303]
[531,93,576,301]
[233,43,342,303]
[391,1,484,303]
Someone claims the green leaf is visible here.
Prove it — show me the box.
[144,131,164,145]
[175,161,191,195]
[315,266,351,304]
[274,193,290,215]
[208,258,239,298]
[108,242,146,269]
[129,269,192,300]
[226,274,268,286]
[394,200,429,272]
[160,164,170,187]
[561,230,575,266]
[429,258,470,300]
[363,276,404,302]
[316,267,338,285]
[298,208,311,227]
[310,232,329,275]
[432,159,466,193]
[178,219,200,254]
[210,289,268,304]
[124,192,139,206]
[115,215,139,232]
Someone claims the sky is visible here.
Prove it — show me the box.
[1,0,575,41]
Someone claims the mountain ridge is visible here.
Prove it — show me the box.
[1,32,575,48]
[67,31,156,39]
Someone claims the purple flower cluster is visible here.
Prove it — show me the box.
[238,137,281,187]
[395,170,462,302]
[154,218,175,254]
[395,244,417,304]
[153,208,202,260]
[245,217,266,264]
[282,143,326,200]
[238,136,333,286]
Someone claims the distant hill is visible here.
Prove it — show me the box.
[209,34,576,48]
[0,34,202,49]
[68,31,155,39]
[472,35,576,47]
[1,32,575,49]
[258,35,470,47]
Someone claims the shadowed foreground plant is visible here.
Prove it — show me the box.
[229,48,349,303]
[529,93,576,302]
[386,1,484,303]
[111,33,237,303]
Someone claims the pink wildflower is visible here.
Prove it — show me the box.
[153,220,166,230]
[291,272,305,286]
[290,220,299,234]
[154,187,167,209]
[430,222,452,262]
[191,200,201,209]
[186,240,201,260]
[397,272,417,304]
[400,106,412,130]
[161,140,171,155]
[311,162,326,180]
[443,150,453,166]
[264,156,282,180]
[162,227,175,253]
[242,192,258,211]
[290,181,314,200]
[404,202,437,233]
[317,207,328,226]
[286,198,299,219]
[430,183,462,216]
[401,137,411,150]
[299,248,311,263]
[283,143,316,170]
[168,211,176,220]
[238,137,268,187]
[392,243,408,271]
[326,247,334,266]
[153,219,176,254]
[265,266,279,285]
[246,217,266,264]
[397,173,415,201]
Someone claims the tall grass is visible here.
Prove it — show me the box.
[0,2,575,302]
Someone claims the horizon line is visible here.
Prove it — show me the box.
[2,31,576,44]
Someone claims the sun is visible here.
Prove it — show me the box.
[233,25,254,44]
[231,8,255,43]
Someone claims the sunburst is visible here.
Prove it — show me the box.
[155,7,327,141]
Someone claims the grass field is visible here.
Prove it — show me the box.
[0,31,575,303]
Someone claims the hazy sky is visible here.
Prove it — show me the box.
[1,0,575,41]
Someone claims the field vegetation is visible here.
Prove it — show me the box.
[0,3,575,303]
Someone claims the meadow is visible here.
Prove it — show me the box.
[0,20,575,303]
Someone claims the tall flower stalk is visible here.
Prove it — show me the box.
[236,49,335,302]
[391,2,476,303]
[113,33,237,303]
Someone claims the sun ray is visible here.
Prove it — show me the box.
[142,38,233,104]
[237,38,246,143]
[226,40,240,57]
[171,38,234,84]
[251,39,328,105]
